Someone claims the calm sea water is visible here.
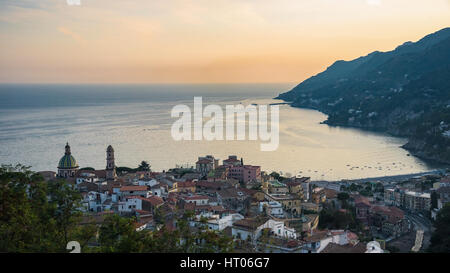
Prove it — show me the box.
[0,83,434,181]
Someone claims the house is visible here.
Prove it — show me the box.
[196,180,230,194]
[301,214,319,234]
[231,216,297,242]
[227,165,261,183]
[267,180,289,194]
[355,196,372,226]
[207,166,229,181]
[320,242,367,253]
[149,184,165,197]
[217,187,250,211]
[76,172,100,184]
[283,214,319,234]
[118,195,164,214]
[300,202,320,213]
[172,181,196,193]
[223,155,242,167]
[284,180,304,198]
[295,177,311,201]
[134,211,155,231]
[232,216,270,241]
[259,201,284,218]
[302,230,358,253]
[433,176,450,189]
[437,187,450,210]
[120,185,149,199]
[82,191,111,212]
[370,205,408,237]
[404,191,431,212]
[240,188,265,202]
[77,181,101,193]
[385,187,431,212]
[311,187,326,204]
[190,213,244,231]
[196,155,219,176]
[182,195,210,206]
[137,178,158,187]
[265,193,302,216]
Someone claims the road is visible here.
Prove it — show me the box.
[405,213,433,251]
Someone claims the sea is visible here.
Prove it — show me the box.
[0,83,437,181]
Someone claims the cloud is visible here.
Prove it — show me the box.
[57,26,85,43]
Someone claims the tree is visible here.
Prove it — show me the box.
[137,161,151,171]
[269,171,286,182]
[337,192,350,201]
[337,192,350,208]
[0,164,96,252]
[431,191,438,210]
[428,203,450,253]
[318,204,357,230]
[0,164,234,253]
[98,214,146,252]
[374,182,384,193]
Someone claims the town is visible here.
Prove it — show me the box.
[31,143,450,253]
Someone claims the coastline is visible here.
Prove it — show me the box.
[276,98,450,168]
[311,169,446,184]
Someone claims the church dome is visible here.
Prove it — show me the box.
[58,154,78,169]
[58,142,79,169]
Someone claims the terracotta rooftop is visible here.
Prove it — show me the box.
[196,159,214,164]
[183,195,209,200]
[176,181,196,188]
[233,216,269,231]
[354,195,371,207]
[323,188,338,199]
[321,242,367,253]
[121,185,148,192]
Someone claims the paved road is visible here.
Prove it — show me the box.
[405,213,433,250]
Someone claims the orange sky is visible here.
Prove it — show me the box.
[0,0,449,83]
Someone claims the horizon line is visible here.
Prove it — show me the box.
[0,81,299,85]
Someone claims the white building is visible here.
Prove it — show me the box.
[259,201,284,218]
[120,185,150,199]
[83,191,111,212]
[190,213,244,231]
[76,172,99,184]
[231,217,297,243]
[365,241,384,253]
[303,230,357,253]
[138,179,159,187]
[182,195,209,206]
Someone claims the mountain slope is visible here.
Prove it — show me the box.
[277,27,450,164]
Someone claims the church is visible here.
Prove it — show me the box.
[57,142,117,181]
[57,142,79,178]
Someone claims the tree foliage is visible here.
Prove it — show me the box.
[0,164,233,253]
[428,203,450,253]
[0,164,96,252]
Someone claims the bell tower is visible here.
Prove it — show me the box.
[106,145,117,181]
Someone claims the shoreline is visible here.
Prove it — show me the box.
[311,169,446,184]
[276,99,450,168]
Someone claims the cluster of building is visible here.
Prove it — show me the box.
[37,143,393,253]
[383,174,450,220]
[354,195,410,238]
[384,188,431,211]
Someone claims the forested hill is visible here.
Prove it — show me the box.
[277,27,450,164]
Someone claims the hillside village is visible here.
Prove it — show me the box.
[36,143,450,253]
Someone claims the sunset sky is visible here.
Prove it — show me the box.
[0,0,449,83]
